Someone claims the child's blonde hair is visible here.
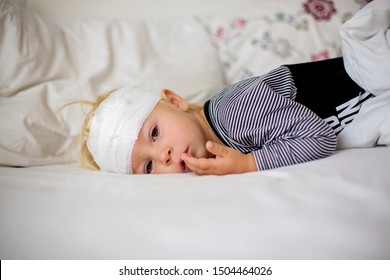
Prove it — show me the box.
[70,89,202,171]
[68,89,116,171]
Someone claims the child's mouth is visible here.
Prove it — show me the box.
[179,159,186,172]
[179,147,190,172]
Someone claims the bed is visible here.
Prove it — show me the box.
[1,0,389,259]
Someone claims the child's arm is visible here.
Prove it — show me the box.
[249,114,336,171]
[181,141,257,175]
[184,74,337,175]
[182,116,335,175]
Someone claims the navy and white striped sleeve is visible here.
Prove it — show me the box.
[207,67,337,170]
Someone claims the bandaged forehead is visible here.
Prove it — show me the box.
[87,87,160,174]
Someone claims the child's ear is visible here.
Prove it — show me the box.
[160,89,189,111]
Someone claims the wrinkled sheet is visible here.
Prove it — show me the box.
[1,147,390,259]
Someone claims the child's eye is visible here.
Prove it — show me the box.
[145,160,153,174]
[150,125,159,142]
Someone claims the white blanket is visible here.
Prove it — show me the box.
[337,0,390,148]
[341,0,390,96]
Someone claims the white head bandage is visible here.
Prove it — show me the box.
[87,87,160,174]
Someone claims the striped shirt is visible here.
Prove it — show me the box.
[286,57,374,135]
[204,65,338,171]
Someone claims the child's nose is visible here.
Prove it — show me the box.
[160,146,172,165]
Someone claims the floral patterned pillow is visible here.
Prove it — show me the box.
[204,0,372,84]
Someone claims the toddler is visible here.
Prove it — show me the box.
[76,0,390,175]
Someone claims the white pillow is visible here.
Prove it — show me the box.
[340,0,390,96]
[0,0,224,166]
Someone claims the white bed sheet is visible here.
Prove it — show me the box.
[1,147,390,259]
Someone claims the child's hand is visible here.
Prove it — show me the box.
[181,141,257,175]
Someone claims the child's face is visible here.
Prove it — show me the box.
[131,90,210,174]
